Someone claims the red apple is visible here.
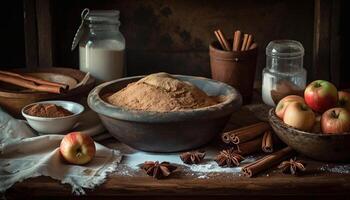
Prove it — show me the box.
[321,108,350,134]
[283,101,315,131]
[275,95,305,119]
[304,80,338,113]
[60,132,96,165]
[338,91,350,112]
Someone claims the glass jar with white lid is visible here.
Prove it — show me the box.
[262,40,307,106]
[79,10,125,83]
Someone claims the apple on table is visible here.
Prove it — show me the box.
[60,132,96,165]
[304,80,338,113]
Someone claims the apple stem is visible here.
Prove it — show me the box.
[314,82,321,88]
[331,110,339,118]
[76,148,82,158]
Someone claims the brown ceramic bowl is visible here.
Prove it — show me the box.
[269,108,350,162]
[88,75,242,152]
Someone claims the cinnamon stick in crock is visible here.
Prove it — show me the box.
[215,30,231,51]
[241,34,249,51]
[214,30,226,50]
[242,146,294,177]
[245,34,253,50]
[262,130,274,153]
[221,122,270,145]
[249,43,258,50]
[233,30,242,51]
[0,70,68,90]
[0,73,65,94]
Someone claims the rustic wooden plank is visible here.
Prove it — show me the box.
[6,174,350,198]
[23,0,38,68]
[36,0,54,67]
[313,0,331,81]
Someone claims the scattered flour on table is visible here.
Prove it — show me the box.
[189,161,241,173]
[320,164,350,174]
[115,169,131,176]
[123,150,258,175]
[124,151,182,169]
[197,175,209,179]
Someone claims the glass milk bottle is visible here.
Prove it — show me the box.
[262,40,307,106]
[79,10,125,82]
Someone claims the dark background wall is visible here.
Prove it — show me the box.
[0,0,347,87]
[52,0,314,81]
[1,0,25,67]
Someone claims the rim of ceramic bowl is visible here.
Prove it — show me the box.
[88,75,242,123]
[269,108,350,137]
[21,100,84,121]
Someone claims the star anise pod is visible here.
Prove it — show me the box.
[140,161,177,179]
[180,151,206,164]
[278,157,306,175]
[215,148,245,167]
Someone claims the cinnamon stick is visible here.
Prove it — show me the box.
[233,30,242,51]
[216,30,231,51]
[0,73,65,94]
[214,30,226,50]
[237,136,263,156]
[249,43,257,50]
[221,122,270,145]
[242,146,294,177]
[0,70,68,90]
[262,130,274,153]
[241,34,249,51]
[245,34,253,50]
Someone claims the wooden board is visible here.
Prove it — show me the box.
[6,171,350,198]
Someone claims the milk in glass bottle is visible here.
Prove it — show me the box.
[79,10,125,82]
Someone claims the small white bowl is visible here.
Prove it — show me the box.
[22,100,84,134]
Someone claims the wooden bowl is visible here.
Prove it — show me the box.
[268,108,350,162]
[0,67,95,118]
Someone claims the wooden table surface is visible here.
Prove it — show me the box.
[5,104,350,199]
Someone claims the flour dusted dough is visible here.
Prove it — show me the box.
[106,72,219,112]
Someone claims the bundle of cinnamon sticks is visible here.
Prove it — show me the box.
[221,122,294,177]
[0,70,68,94]
[214,29,257,51]
[222,122,273,153]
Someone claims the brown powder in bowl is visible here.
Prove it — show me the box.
[25,103,73,118]
[106,73,221,112]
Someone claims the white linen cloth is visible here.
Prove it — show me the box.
[0,108,122,195]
